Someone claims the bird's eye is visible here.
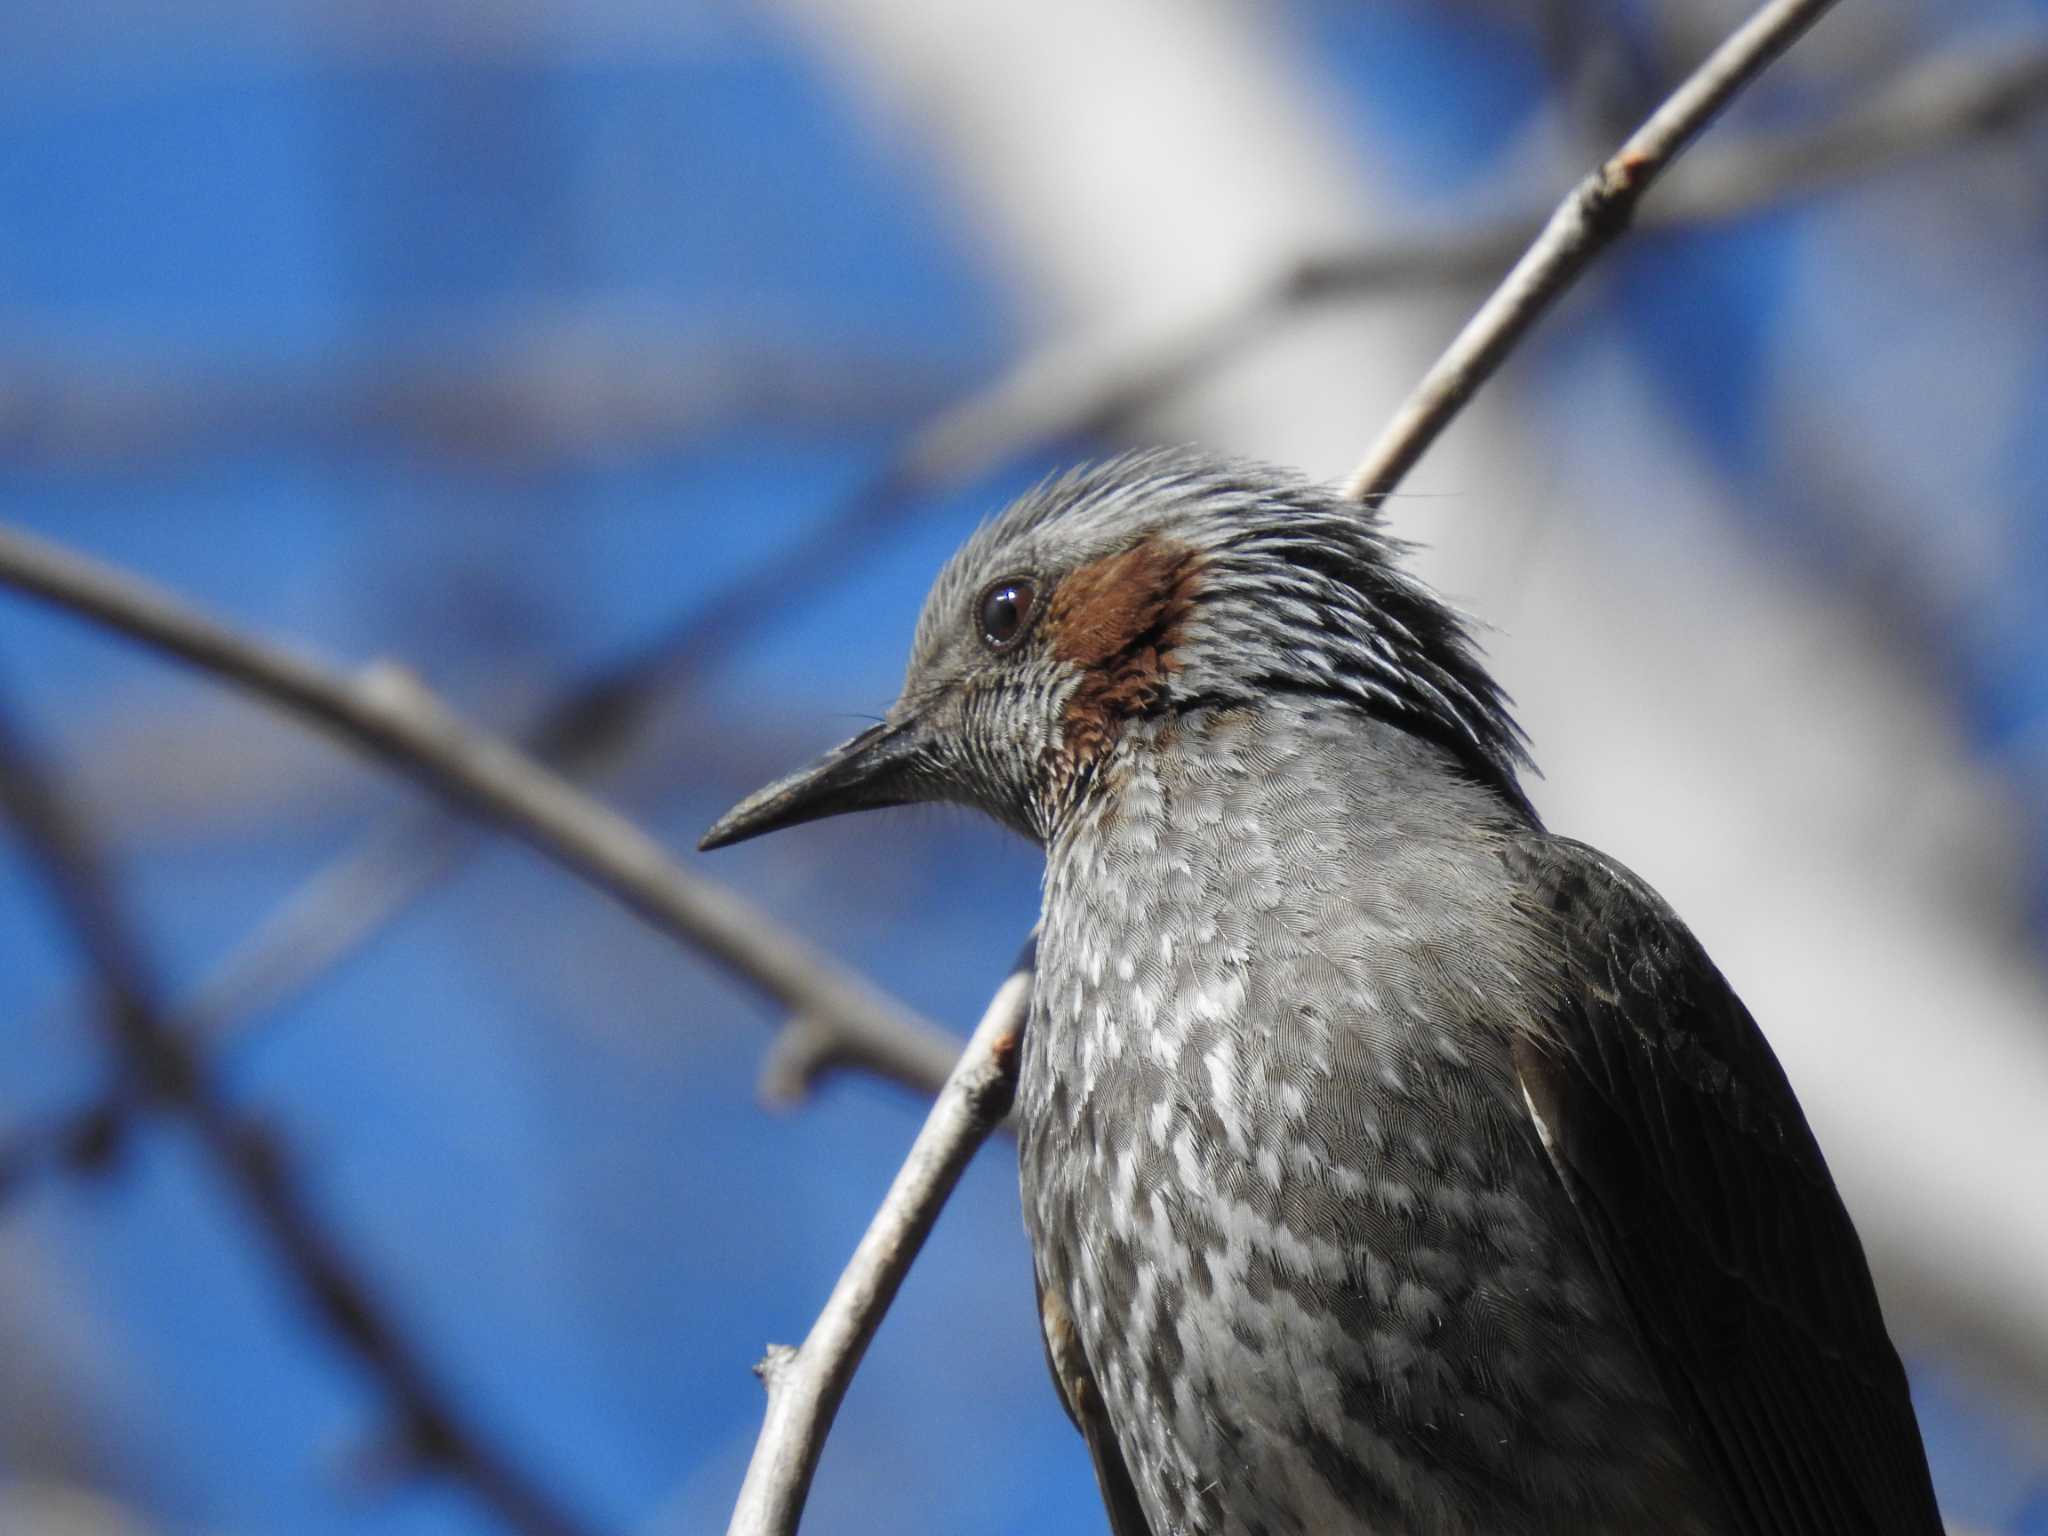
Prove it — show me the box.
[977,578,1037,650]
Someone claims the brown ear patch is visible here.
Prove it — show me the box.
[1045,536,1203,767]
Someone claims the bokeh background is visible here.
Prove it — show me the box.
[4,1,2047,1532]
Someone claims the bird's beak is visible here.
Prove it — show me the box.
[699,710,932,851]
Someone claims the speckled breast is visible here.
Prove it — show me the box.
[1016,705,1719,1536]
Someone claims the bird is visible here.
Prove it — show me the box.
[700,449,1943,1536]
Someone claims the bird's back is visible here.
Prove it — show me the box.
[1020,699,1724,1535]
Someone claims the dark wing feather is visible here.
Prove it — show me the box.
[1506,834,1941,1535]
[1037,1273,1154,1536]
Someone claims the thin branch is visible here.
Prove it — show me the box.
[0,523,962,1102]
[0,693,592,1536]
[756,1013,861,1110]
[1342,0,1841,503]
[726,941,1034,1536]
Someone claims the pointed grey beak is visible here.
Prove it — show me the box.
[699,713,931,851]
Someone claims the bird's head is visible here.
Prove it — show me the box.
[700,449,1532,852]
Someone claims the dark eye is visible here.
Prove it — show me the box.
[978,577,1040,651]
[977,578,1037,650]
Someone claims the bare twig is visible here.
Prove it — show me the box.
[756,1013,859,1109]
[1342,0,1841,503]
[726,941,1034,1536]
[0,523,961,1102]
[0,694,592,1536]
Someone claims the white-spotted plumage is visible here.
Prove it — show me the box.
[1020,704,1713,1535]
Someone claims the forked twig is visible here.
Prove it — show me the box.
[0,523,961,1103]
[726,942,1035,1536]
[1343,0,1840,503]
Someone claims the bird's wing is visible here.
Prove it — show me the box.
[1037,1272,1155,1536]
[1503,834,1941,1536]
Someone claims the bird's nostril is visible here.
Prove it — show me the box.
[841,721,890,752]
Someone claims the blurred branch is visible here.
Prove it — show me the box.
[0,1480,167,1536]
[0,523,962,1098]
[0,694,593,1536]
[1650,39,2048,221]
[0,1096,130,1203]
[1342,0,1841,502]
[756,1013,880,1109]
[726,941,1033,1536]
[174,810,473,1049]
[0,317,957,470]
